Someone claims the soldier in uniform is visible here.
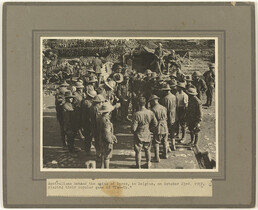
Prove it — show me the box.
[63,63,74,81]
[92,53,103,74]
[186,88,202,146]
[89,94,106,160]
[192,71,207,101]
[143,69,153,103]
[160,84,177,151]
[73,82,85,140]
[99,102,117,169]
[63,91,78,157]
[149,95,169,161]
[172,66,185,82]
[81,89,97,152]
[117,74,131,122]
[167,50,181,71]
[131,97,158,169]
[170,80,178,95]
[55,85,68,148]
[175,82,188,144]
[153,43,166,74]
[185,75,195,90]
[85,75,98,92]
[104,80,115,104]
[203,63,215,107]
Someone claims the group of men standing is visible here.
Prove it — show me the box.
[130,63,215,168]
[53,52,215,169]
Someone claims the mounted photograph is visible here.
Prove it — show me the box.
[41,37,218,171]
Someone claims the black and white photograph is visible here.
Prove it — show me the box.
[41,37,218,171]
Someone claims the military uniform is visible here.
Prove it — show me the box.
[92,57,103,73]
[153,47,165,73]
[176,91,188,140]
[151,103,168,160]
[89,104,102,156]
[186,96,202,133]
[81,96,93,152]
[186,91,202,145]
[131,107,158,168]
[203,70,215,106]
[63,102,77,153]
[55,91,66,147]
[73,91,85,136]
[143,77,153,102]
[117,82,131,121]
[161,92,177,147]
[99,115,116,168]
[192,78,207,101]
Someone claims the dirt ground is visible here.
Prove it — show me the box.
[42,58,216,169]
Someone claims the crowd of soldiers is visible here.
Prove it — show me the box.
[54,50,215,169]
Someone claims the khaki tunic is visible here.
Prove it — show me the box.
[131,107,158,143]
[161,92,177,126]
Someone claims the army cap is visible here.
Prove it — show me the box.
[75,82,84,89]
[86,89,97,98]
[186,87,198,96]
[148,95,160,101]
[99,101,115,113]
[177,82,186,89]
[192,71,202,77]
[64,90,75,98]
[161,84,171,91]
[92,94,106,103]
[145,69,152,75]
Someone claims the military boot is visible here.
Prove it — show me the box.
[194,134,199,145]
[181,127,186,142]
[187,133,195,146]
[171,139,176,151]
[100,156,105,169]
[145,150,152,169]
[154,144,160,162]
[104,159,110,169]
[135,152,141,169]
[163,145,168,159]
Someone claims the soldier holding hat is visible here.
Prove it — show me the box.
[203,63,215,107]
[131,97,158,169]
[192,71,207,101]
[89,94,106,160]
[160,84,177,151]
[186,88,202,146]
[63,91,78,157]
[99,102,117,168]
[175,82,188,145]
[149,95,169,161]
[81,89,97,152]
